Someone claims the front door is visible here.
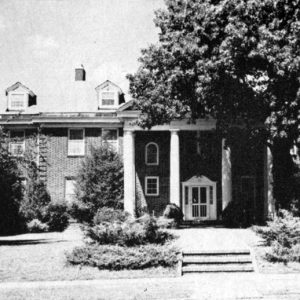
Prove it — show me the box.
[190,186,209,220]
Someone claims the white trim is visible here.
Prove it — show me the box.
[68,128,85,156]
[145,176,159,196]
[9,130,25,157]
[145,142,159,165]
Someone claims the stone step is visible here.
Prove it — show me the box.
[182,264,254,273]
[183,255,252,264]
[182,249,250,256]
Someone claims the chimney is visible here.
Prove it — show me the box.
[75,65,86,81]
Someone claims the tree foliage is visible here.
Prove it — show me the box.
[128,0,300,145]
[0,129,24,234]
[73,144,124,223]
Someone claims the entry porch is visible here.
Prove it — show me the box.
[122,119,274,222]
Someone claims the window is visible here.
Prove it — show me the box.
[65,179,76,204]
[101,92,115,107]
[68,129,85,156]
[10,130,25,156]
[9,93,26,110]
[145,142,159,165]
[102,129,118,152]
[145,176,159,196]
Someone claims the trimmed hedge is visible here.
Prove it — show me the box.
[85,215,174,246]
[66,244,179,270]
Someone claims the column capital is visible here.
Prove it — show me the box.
[124,129,135,136]
[170,129,180,133]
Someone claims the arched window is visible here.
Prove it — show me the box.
[145,142,159,165]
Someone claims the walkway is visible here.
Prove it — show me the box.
[170,226,260,251]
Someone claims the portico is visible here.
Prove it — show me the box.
[122,118,225,219]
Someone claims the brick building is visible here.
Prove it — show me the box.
[0,66,275,222]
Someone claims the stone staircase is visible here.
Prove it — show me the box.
[179,249,255,275]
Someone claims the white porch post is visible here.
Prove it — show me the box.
[170,129,180,207]
[264,145,275,219]
[222,138,232,210]
[123,130,136,216]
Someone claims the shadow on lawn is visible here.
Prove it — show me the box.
[0,239,67,246]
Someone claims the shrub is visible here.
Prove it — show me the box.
[163,203,183,226]
[68,201,94,224]
[27,219,49,233]
[20,180,51,221]
[66,244,178,270]
[254,209,300,262]
[254,210,300,247]
[43,203,69,232]
[222,200,251,228]
[86,215,174,246]
[93,207,129,225]
[74,144,124,223]
[157,216,178,229]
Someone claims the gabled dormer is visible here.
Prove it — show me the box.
[5,82,36,112]
[95,80,125,110]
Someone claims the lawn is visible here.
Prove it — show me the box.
[0,224,177,282]
[1,223,300,283]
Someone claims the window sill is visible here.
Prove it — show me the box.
[67,154,85,157]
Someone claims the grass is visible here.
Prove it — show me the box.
[0,224,177,282]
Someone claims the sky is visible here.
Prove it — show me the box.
[0,0,164,111]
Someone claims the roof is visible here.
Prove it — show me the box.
[1,79,130,114]
[5,82,36,97]
[95,80,123,94]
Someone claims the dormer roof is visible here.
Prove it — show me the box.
[5,82,36,97]
[95,80,123,94]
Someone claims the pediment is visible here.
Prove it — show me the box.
[5,82,35,97]
[95,80,123,94]
[182,175,216,185]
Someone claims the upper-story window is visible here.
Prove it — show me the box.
[10,130,25,156]
[102,129,118,152]
[9,93,26,110]
[145,142,159,165]
[68,129,85,156]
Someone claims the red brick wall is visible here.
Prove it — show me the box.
[41,127,122,203]
[135,131,170,216]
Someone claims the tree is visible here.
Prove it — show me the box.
[0,129,24,234]
[73,144,124,223]
[127,0,300,146]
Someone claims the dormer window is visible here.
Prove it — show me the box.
[9,93,26,110]
[101,91,116,107]
[6,82,36,111]
[96,80,124,110]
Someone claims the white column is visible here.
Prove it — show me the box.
[170,129,180,207]
[222,138,232,210]
[264,145,275,219]
[123,130,136,216]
